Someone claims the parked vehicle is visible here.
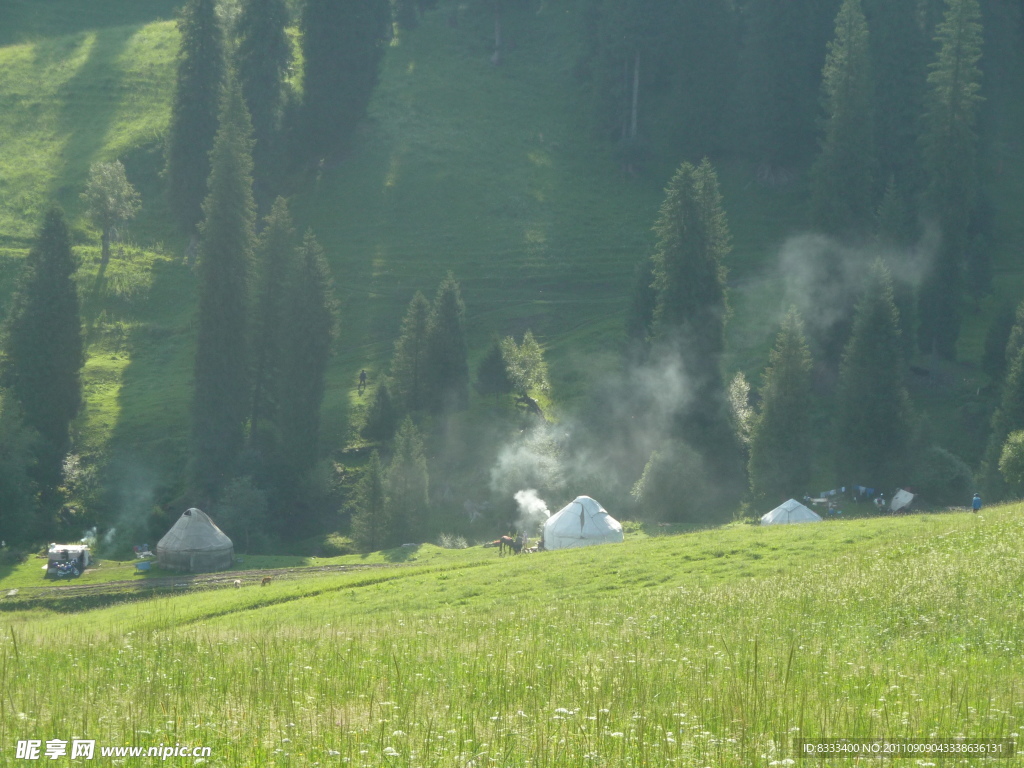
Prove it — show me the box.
[45,543,91,579]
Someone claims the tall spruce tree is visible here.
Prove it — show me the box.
[385,417,429,541]
[981,299,1024,497]
[0,390,39,543]
[390,292,432,412]
[625,255,656,358]
[166,0,225,235]
[274,230,339,499]
[739,0,840,167]
[917,0,984,359]
[748,309,814,504]
[0,207,83,491]
[580,0,666,145]
[652,160,730,361]
[351,450,390,551]
[863,0,929,189]
[810,0,876,237]
[235,0,291,192]
[250,197,297,444]
[649,159,744,518]
[835,260,913,492]
[424,272,470,413]
[362,381,398,442]
[300,0,391,161]
[191,76,257,497]
[475,339,512,401]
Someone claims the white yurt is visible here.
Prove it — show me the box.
[542,496,624,550]
[760,498,823,525]
[156,508,234,572]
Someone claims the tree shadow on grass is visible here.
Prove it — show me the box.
[103,255,196,523]
[47,26,133,213]
[1,0,181,48]
[382,544,421,562]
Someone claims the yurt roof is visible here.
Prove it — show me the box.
[157,508,233,552]
[544,496,624,544]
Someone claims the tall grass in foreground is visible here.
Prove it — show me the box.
[2,510,1023,766]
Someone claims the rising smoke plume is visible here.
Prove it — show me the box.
[513,488,550,536]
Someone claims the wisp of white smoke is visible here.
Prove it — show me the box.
[514,488,550,535]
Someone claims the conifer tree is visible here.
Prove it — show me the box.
[275,230,339,496]
[235,0,291,191]
[582,0,664,146]
[652,159,730,361]
[166,0,225,235]
[390,292,432,412]
[863,0,928,188]
[876,176,916,247]
[363,381,398,442]
[835,260,913,492]
[424,273,470,413]
[300,0,391,161]
[625,255,656,358]
[739,0,838,167]
[649,159,744,518]
[351,450,390,551]
[917,0,984,359]
[0,207,83,491]
[475,340,512,401]
[0,390,38,543]
[981,301,1024,497]
[250,197,297,443]
[191,76,257,497]
[394,0,419,30]
[810,0,876,237]
[748,310,814,504]
[981,302,1017,383]
[385,417,429,541]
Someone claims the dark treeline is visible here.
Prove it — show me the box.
[606,0,1024,514]
[581,0,1020,364]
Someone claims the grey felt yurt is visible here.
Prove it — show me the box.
[156,508,234,572]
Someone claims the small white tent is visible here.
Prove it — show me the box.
[760,498,823,526]
[543,496,624,550]
[890,489,914,512]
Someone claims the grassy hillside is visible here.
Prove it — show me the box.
[2,507,1022,765]
[0,0,1021,526]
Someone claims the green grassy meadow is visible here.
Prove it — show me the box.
[3,506,1023,766]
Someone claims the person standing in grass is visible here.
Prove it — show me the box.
[972,492,982,512]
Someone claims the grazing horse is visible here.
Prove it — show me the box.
[261,576,273,586]
[499,535,521,555]
[233,579,242,589]
[483,536,522,555]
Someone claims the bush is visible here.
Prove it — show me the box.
[311,532,357,557]
[911,445,975,507]
[437,533,468,549]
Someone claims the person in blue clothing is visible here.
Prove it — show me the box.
[972,492,982,512]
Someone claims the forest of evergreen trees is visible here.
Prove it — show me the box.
[1,0,1023,552]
